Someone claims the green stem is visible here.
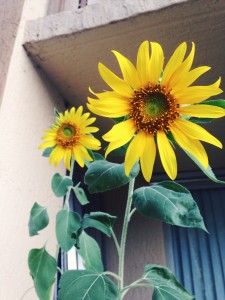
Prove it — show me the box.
[118,178,135,298]
[64,158,75,209]
[110,228,120,255]
[103,271,121,282]
[129,208,136,221]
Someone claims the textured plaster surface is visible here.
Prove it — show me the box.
[0,1,65,299]
[0,0,25,103]
[23,0,225,174]
[26,0,187,41]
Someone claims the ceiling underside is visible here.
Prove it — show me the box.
[23,0,225,178]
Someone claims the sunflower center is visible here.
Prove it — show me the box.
[63,126,74,137]
[56,123,80,149]
[129,84,179,135]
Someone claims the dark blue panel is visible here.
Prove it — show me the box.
[169,187,225,300]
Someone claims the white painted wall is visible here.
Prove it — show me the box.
[0,1,65,299]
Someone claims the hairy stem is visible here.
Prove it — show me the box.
[118,178,135,299]
[64,158,75,210]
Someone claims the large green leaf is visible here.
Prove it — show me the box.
[72,183,89,205]
[133,181,207,230]
[51,173,73,197]
[28,202,49,236]
[84,160,139,193]
[144,265,193,300]
[82,212,117,237]
[56,210,81,252]
[183,149,225,184]
[28,247,57,300]
[77,231,104,273]
[58,270,119,300]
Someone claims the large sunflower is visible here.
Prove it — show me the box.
[87,41,225,181]
[39,106,101,170]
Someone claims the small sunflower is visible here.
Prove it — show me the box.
[87,41,225,181]
[39,106,101,170]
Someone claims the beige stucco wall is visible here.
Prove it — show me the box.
[0,1,65,299]
[0,0,25,103]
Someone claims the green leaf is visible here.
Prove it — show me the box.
[54,107,60,118]
[188,117,213,124]
[77,231,104,272]
[56,210,81,252]
[84,160,140,193]
[42,146,55,157]
[144,265,193,300]
[183,149,225,184]
[133,181,207,230]
[85,150,105,167]
[82,212,117,237]
[201,99,225,108]
[58,270,119,300]
[28,247,57,300]
[28,202,49,236]
[51,173,73,197]
[112,116,127,123]
[92,152,105,161]
[72,183,89,205]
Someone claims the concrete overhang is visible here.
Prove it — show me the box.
[23,0,225,178]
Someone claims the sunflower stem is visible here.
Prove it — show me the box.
[64,158,75,210]
[118,178,135,299]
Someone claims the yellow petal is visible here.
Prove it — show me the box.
[175,119,222,148]
[89,87,122,99]
[38,140,56,149]
[149,42,164,84]
[157,131,177,180]
[84,126,99,133]
[112,50,140,90]
[73,147,85,167]
[64,149,72,170]
[79,145,93,161]
[49,146,64,167]
[172,66,211,94]
[98,63,133,97]
[103,119,135,141]
[103,120,136,157]
[124,132,146,176]
[161,42,187,85]
[140,134,156,182]
[41,135,55,141]
[75,106,83,117]
[87,103,129,118]
[80,112,91,122]
[179,104,225,118]
[136,41,150,86]
[168,42,195,89]
[81,117,96,126]
[80,135,101,150]
[170,124,208,168]
[88,97,130,110]
[176,78,222,104]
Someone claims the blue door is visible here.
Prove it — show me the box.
[169,187,225,299]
